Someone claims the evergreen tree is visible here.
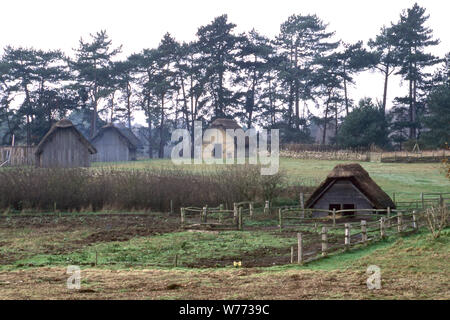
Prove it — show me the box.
[337,98,389,149]
[71,30,122,137]
[391,3,440,139]
[196,15,241,118]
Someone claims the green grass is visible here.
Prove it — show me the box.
[7,231,302,269]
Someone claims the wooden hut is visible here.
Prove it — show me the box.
[91,124,142,162]
[35,119,97,168]
[305,163,395,216]
[202,118,243,159]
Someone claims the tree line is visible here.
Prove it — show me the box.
[0,3,448,155]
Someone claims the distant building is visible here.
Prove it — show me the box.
[309,120,336,145]
[91,124,142,162]
[202,118,244,159]
[35,119,97,168]
[305,163,395,216]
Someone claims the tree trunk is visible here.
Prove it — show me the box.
[159,94,165,158]
[382,64,389,116]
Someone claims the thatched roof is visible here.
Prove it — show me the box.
[91,124,142,149]
[208,118,242,131]
[305,163,396,209]
[35,119,97,155]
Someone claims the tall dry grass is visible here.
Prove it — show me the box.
[0,165,310,213]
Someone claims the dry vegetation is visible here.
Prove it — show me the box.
[0,165,303,213]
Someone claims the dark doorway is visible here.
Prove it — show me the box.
[342,204,355,216]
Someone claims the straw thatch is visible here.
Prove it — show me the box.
[305,163,396,209]
[91,124,141,149]
[35,119,96,155]
[208,118,242,131]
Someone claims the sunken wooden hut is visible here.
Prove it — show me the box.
[202,118,244,159]
[35,119,97,168]
[305,163,395,216]
[91,124,142,162]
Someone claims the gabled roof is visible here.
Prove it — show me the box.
[305,163,396,209]
[91,124,141,149]
[208,118,242,131]
[35,119,97,155]
[117,127,142,148]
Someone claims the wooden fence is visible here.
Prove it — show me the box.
[293,209,440,264]
[180,205,244,231]
[0,146,36,167]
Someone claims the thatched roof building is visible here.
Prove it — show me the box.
[305,163,395,216]
[203,118,243,160]
[91,124,142,162]
[35,119,96,168]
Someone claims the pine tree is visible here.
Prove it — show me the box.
[71,30,122,137]
[391,3,440,139]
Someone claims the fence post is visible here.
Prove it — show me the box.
[202,206,208,223]
[439,194,444,208]
[278,209,283,232]
[345,223,351,250]
[300,193,305,217]
[412,210,418,230]
[321,227,328,257]
[332,208,336,227]
[421,193,424,209]
[297,233,303,264]
[170,200,174,214]
[249,202,254,218]
[264,200,270,214]
[397,212,403,233]
[238,207,243,231]
[387,207,391,228]
[180,208,185,227]
[380,217,385,238]
[233,203,238,224]
[361,220,367,243]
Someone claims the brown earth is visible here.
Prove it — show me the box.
[0,266,448,300]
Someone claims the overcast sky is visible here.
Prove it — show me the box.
[1,0,448,125]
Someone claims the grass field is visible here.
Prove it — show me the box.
[92,157,450,201]
[0,157,448,299]
[0,221,448,299]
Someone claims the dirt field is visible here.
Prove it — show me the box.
[1,212,449,300]
[0,263,448,300]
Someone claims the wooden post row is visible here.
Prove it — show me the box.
[412,211,418,230]
[345,223,351,250]
[278,209,282,232]
[238,207,243,231]
[180,207,185,227]
[397,212,403,233]
[386,207,391,228]
[332,208,336,227]
[297,233,303,264]
[361,220,367,243]
[321,227,328,257]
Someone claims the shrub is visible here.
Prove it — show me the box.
[425,206,449,239]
